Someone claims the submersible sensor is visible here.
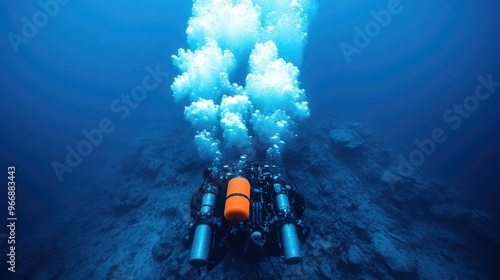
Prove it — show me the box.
[275,184,302,264]
[189,186,217,266]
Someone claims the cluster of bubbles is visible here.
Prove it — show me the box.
[171,0,316,164]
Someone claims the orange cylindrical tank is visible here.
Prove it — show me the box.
[224,177,251,222]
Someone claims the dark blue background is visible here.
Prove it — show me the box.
[0,0,499,238]
[304,0,500,215]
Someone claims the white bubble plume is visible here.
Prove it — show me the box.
[171,0,316,164]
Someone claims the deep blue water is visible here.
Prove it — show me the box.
[303,0,500,213]
[1,0,499,266]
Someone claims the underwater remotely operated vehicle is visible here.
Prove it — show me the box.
[183,157,310,273]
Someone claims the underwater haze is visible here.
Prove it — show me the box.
[1,0,500,279]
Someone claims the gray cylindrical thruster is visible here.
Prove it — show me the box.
[189,192,216,266]
[189,224,212,266]
[200,192,216,213]
[276,193,290,212]
[281,223,302,264]
[276,192,302,264]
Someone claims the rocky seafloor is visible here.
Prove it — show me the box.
[16,115,500,279]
